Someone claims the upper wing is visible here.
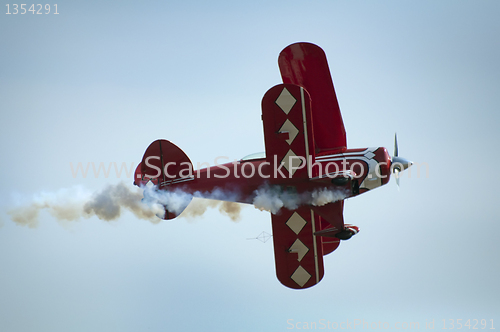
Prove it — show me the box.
[270,206,324,289]
[279,42,347,154]
[261,83,316,180]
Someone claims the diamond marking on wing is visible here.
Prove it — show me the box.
[275,87,296,114]
[291,265,311,287]
[279,119,299,145]
[286,212,307,235]
[281,150,303,176]
[289,239,309,262]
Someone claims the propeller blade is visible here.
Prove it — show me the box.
[394,133,398,157]
[391,133,412,188]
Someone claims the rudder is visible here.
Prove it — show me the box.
[134,139,194,219]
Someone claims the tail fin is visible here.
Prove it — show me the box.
[134,139,193,219]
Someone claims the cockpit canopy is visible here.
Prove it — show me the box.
[240,152,265,161]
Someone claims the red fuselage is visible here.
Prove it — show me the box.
[157,147,392,205]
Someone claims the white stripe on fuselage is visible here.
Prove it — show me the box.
[161,176,195,187]
[315,148,381,190]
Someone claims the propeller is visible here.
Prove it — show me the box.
[391,133,413,187]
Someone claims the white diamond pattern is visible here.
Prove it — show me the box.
[275,88,296,114]
[289,239,309,262]
[364,151,375,159]
[281,150,303,176]
[279,119,299,145]
[286,212,307,235]
[291,265,311,287]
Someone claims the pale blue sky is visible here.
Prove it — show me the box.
[1,1,499,331]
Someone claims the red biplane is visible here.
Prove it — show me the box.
[134,42,412,289]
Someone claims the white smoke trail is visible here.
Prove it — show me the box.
[141,186,242,221]
[6,183,346,227]
[9,186,93,228]
[310,188,350,206]
[252,184,349,214]
[7,183,243,227]
[182,198,242,221]
[83,183,165,222]
[190,189,242,221]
